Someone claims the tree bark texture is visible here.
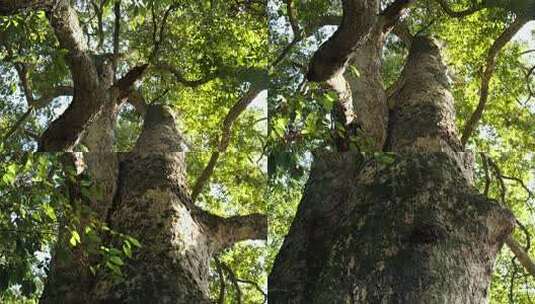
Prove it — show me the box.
[345,24,388,150]
[269,36,514,303]
[269,152,514,303]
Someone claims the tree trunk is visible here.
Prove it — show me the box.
[41,104,266,303]
[269,36,514,303]
[40,60,121,304]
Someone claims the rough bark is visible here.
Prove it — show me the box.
[40,153,95,304]
[0,0,148,151]
[345,24,388,150]
[270,152,514,303]
[37,0,104,151]
[460,18,528,147]
[385,36,474,184]
[305,0,414,150]
[39,51,124,303]
[269,36,514,303]
[90,105,266,303]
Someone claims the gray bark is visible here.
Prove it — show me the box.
[385,36,474,184]
[269,152,514,304]
[40,56,122,304]
[0,1,267,302]
[306,0,378,82]
[269,36,513,303]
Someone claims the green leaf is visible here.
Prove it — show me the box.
[123,243,132,258]
[349,65,360,78]
[2,163,18,185]
[126,236,141,248]
[43,203,56,221]
[69,231,81,247]
[105,261,122,276]
[109,256,124,266]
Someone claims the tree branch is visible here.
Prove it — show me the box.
[14,63,34,104]
[112,0,121,82]
[37,0,103,151]
[220,261,242,304]
[236,278,267,303]
[460,18,528,147]
[125,90,147,115]
[0,0,56,15]
[434,0,486,18]
[380,0,415,32]
[214,257,226,304]
[506,236,535,278]
[1,108,33,145]
[32,86,74,108]
[150,2,181,60]
[3,62,72,144]
[391,21,414,47]
[154,63,217,87]
[482,154,535,278]
[306,0,377,82]
[191,85,264,201]
[303,15,341,35]
[215,213,267,249]
[112,64,149,98]
[272,0,302,68]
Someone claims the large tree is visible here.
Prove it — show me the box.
[0,0,267,303]
[268,0,535,303]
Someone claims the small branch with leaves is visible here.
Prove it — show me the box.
[191,84,265,201]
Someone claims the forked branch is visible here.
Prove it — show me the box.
[435,0,486,18]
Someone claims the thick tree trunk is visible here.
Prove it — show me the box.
[90,104,214,303]
[270,152,514,303]
[269,36,514,303]
[41,105,266,303]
